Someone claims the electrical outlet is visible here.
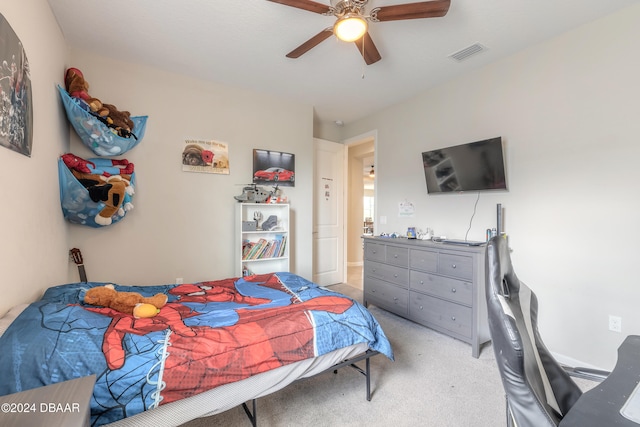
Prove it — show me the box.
[176,277,183,284]
[609,315,622,333]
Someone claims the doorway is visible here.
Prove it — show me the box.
[344,131,376,289]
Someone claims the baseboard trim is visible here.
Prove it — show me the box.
[552,351,605,371]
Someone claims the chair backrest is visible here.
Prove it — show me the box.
[485,236,582,427]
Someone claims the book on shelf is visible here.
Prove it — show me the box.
[242,236,288,260]
[248,238,268,259]
[277,235,287,258]
[242,240,254,259]
[256,240,272,259]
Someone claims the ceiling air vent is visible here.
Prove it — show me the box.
[448,43,487,62]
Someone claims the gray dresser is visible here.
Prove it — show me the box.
[363,236,490,358]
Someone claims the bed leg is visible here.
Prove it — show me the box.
[366,354,371,401]
[242,399,257,427]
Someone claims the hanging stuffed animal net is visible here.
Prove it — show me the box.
[57,85,147,156]
[58,156,136,228]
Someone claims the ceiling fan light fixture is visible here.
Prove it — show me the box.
[334,14,368,42]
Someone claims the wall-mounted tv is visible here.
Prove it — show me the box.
[422,137,507,194]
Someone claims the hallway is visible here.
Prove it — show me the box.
[346,265,363,289]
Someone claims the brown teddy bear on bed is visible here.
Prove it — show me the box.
[84,284,168,318]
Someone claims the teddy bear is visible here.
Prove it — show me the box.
[64,67,106,114]
[100,103,135,138]
[84,284,168,318]
[64,67,136,138]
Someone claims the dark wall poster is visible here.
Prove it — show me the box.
[0,13,32,157]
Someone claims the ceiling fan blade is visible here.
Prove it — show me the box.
[373,0,450,22]
[267,0,331,14]
[286,29,333,58]
[354,32,381,65]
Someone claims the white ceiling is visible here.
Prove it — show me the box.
[47,0,635,127]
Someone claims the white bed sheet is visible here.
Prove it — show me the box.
[0,305,370,427]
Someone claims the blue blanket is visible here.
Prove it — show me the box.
[0,273,392,425]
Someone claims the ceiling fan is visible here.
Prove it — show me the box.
[268,0,451,65]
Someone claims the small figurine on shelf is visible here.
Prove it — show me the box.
[269,184,288,204]
[242,265,253,277]
[261,215,279,231]
[253,211,263,228]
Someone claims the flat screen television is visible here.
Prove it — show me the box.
[422,137,507,194]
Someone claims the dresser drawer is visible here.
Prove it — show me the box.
[365,261,408,288]
[364,277,408,316]
[386,245,409,267]
[409,292,472,339]
[364,242,385,262]
[438,253,473,280]
[409,249,438,272]
[410,271,473,306]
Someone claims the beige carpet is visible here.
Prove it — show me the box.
[181,281,508,427]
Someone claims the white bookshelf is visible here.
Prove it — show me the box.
[236,203,290,276]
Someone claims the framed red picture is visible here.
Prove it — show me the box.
[252,149,295,187]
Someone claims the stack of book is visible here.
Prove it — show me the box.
[242,235,287,260]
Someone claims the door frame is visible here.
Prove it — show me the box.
[343,129,378,277]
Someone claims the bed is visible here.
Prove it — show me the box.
[0,272,393,426]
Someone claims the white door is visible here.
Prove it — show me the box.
[313,138,345,286]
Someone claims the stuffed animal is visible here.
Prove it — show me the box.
[101,103,135,138]
[62,153,135,176]
[84,284,168,318]
[64,67,105,114]
[133,303,162,319]
[70,170,134,226]
[64,67,136,138]
[61,152,96,174]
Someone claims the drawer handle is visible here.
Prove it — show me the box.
[451,288,456,293]
[372,250,377,254]
[393,274,398,278]
[371,289,376,293]
[419,306,423,310]
[420,280,424,285]
[451,264,457,269]
[393,297,398,301]
[451,316,456,321]
[394,254,398,258]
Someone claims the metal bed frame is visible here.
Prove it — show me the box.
[241,350,380,426]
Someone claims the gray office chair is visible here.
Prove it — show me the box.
[485,236,607,427]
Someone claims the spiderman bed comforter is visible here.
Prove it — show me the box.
[0,272,393,426]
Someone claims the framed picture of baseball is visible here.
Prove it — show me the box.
[252,149,295,187]
[0,13,33,157]
[182,139,230,174]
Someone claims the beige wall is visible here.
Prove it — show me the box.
[343,4,640,369]
[0,0,70,314]
[65,50,315,285]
